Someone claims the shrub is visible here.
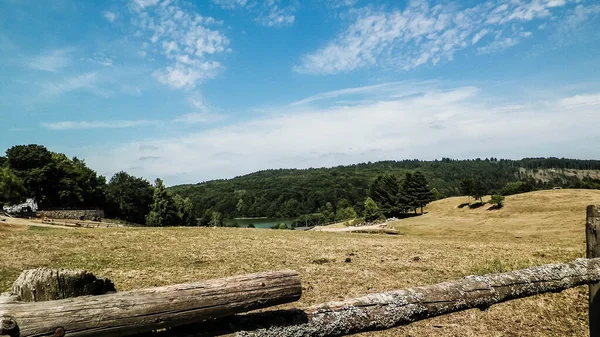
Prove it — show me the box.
[489,194,505,209]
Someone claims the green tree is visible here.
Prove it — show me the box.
[336,198,352,210]
[363,197,381,222]
[6,145,54,205]
[209,211,223,227]
[236,198,245,217]
[105,172,154,225]
[489,194,505,209]
[145,178,178,226]
[471,179,487,202]
[431,188,445,200]
[0,167,26,206]
[335,206,357,222]
[369,173,405,217]
[199,209,214,226]
[460,178,474,201]
[411,171,434,214]
[279,199,301,217]
[322,202,335,223]
[173,194,196,226]
[6,144,53,172]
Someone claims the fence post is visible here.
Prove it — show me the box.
[587,205,600,337]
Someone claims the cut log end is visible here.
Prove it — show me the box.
[11,267,116,302]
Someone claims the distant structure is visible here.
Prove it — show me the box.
[3,198,38,214]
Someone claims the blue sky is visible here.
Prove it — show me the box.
[1,0,600,185]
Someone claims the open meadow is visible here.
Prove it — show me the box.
[1,189,599,336]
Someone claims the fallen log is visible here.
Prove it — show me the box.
[0,270,301,337]
[157,258,600,337]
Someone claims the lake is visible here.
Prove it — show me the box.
[223,218,297,229]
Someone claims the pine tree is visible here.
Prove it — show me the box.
[369,173,406,217]
[412,171,435,214]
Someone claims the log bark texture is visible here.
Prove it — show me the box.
[0,270,301,337]
[12,268,116,302]
[158,258,600,337]
[588,205,600,337]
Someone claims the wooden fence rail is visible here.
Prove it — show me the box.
[151,258,600,337]
[0,270,301,337]
[1,205,599,337]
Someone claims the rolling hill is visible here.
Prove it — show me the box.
[169,158,600,219]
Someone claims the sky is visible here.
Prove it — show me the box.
[1,0,599,185]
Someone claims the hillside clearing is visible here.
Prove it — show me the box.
[1,189,599,336]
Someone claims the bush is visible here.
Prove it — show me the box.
[344,218,367,227]
[489,194,505,209]
[271,223,288,230]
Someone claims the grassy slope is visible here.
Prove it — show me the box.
[1,189,599,336]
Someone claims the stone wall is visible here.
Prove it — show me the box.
[37,209,105,220]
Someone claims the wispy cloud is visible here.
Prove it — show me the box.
[25,48,72,72]
[213,0,296,27]
[40,72,103,97]
[290,81,438,105]
[102,11,117,23]
[173,112,225,124]
[131,0,230,90]
[41,112,223,131]
[41,120,157,130]
[558,94,600,108]
[294,0,580,75]
[86,82,600,184]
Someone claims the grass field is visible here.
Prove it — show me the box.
[1,189,599,336]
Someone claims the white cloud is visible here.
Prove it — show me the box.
[256,4,295,27]
[132,0,230,89]
[295,0,577,75]
[214,0,296,27]
[174,113,224,124]
[86,82,600,185]
[132,0,160,10]
[25,48,72,72]
[40,72,102,97]
[324,0,358,9]
[290,81,438,105]
[41,120,156,130]
[212,0,248,9]
[558,94,600,108]
[102,11,117,23]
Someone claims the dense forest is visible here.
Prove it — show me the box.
[0,145,195,226]
[2,144,600,227]
[170,158,600,221]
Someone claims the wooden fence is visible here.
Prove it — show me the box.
[1,205,599,337]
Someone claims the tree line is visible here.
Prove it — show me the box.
[3,144,600,227]
[171,157,600,222]
[0,145,194,226]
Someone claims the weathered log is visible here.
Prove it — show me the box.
[588,205,600,337]
[12,268,116,302]
[0,293,18,304]
[1,270,301,337]
[158,258,600,337]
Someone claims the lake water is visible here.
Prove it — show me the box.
[223,218,297,229]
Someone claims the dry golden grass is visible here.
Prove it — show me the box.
[1,189,599,336]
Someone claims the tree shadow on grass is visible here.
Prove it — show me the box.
[468,202,486,209]
[487,204,504,211]
[458,203,470,209]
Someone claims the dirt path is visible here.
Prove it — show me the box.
[0,216,73,229]
[310,223,398,234]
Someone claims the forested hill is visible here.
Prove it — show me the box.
[169,158,600,219]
